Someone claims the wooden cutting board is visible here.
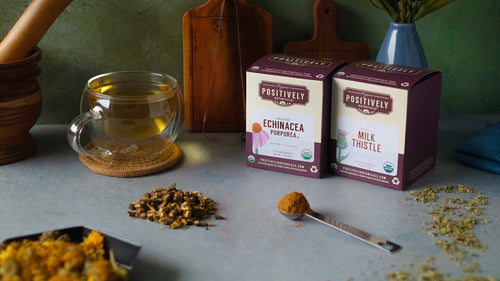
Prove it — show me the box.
[183,0,272,132]
[283,0,368,62]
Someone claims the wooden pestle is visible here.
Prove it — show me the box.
[0,0,73,64]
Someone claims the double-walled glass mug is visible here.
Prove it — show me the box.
[68,71,183,160]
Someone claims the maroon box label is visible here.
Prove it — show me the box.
[247,53,345,81]
[259,81,309,107]
[268,55,333,68]
[335,60,436,89]
[356,61,422,75]
[343,88,393,115]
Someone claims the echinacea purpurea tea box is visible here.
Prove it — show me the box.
[330,61,442,190]
[246,54,345,178]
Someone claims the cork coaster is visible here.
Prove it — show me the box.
[79,142,182,177]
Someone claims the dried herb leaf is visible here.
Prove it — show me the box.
[127,183,220,229]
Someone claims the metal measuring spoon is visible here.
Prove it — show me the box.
[279,209,401,253]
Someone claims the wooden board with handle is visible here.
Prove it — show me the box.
[183,0,272,132]
[283,0,368,63]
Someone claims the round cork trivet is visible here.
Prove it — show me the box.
[79,143,182,177]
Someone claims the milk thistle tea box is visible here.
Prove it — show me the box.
[245,54,345,178]
[330,61,442,190]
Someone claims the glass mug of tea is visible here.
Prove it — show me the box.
[68,71,183,160]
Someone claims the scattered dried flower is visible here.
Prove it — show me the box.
[387,185,496,280]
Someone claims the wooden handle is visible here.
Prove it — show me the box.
[283,0,369,62]
[0,0,73,64]
[313,0,339,40]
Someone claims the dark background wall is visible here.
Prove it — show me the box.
[1,0,499,123]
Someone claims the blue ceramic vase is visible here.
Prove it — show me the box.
[376,22,428,68]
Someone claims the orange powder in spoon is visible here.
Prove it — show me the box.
[277,192,313,215]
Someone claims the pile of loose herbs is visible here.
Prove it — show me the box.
[368,0,456,23]
[385,185,497,281]
[128,183,224,229]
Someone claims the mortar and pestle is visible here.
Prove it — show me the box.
[0,0,72,164]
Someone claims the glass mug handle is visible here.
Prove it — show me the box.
[67,110,107,157]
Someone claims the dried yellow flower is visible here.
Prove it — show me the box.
[0,231,128,281]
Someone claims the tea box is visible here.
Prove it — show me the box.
[330,61,442,190]
[246,53,345,178]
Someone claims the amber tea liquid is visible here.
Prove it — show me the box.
[88,82,178,143]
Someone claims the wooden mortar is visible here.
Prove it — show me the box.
[0,0,72,164]
[0,48,42,164]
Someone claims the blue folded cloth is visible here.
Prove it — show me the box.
[455,122,500,174]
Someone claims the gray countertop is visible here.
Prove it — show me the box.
[1,115,499,281]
